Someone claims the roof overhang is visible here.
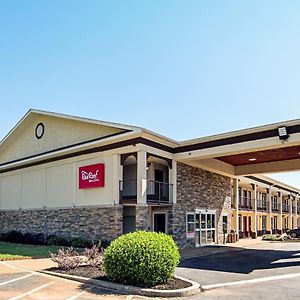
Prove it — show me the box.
[175,119,300,177]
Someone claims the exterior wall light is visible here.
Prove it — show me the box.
[278,126,289,141]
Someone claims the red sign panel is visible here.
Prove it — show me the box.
[79,163,105,189]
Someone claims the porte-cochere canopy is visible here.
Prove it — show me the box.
[174,118,300,176]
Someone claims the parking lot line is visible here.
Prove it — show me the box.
[0,273,34,286]
[201,271,300,290]
[8,281,55,300]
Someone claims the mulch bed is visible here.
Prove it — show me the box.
[47,266,191,290]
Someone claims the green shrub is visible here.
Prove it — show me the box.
[262,234,284,241]
[104,231,180,287]
[0,230,46,245]
[2,230,25,243]
[70,237,92,248]
[47,235,71,246]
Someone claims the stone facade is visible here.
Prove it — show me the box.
[0,205,123,242]
[169,163,232,248]
[0,163,232,248]
[135,205,149,230]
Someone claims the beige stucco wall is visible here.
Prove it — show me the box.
[46,164,74,208]
[1,173,21,209]
[0,114,123,164]
[22,169,45,209]
[0,152,116,210]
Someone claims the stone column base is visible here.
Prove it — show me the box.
[136,205,149,231]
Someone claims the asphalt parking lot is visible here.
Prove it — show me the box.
[176,242,300,287]
[0,262,132,300]
[1,241,300,299]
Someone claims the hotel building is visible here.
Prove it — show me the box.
[0,109,299,248]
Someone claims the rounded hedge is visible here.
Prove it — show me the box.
[103,231,180,287]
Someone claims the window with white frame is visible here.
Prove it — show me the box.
[272,196,278,210]
[186,213,195,239]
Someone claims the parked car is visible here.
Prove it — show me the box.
[286,228,300,238]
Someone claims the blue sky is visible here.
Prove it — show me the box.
[0,1,300,187]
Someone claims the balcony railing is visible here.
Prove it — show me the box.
[146,180,173,204]
[231,196,297,215]
[119,180,137,203]
[257,199,267,211]
[271,203,279,212]
[282,204,290,213]
[119,180,173,205]
[239,197,254,211]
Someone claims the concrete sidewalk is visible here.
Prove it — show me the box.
[3,257,56,272]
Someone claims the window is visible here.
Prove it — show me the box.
[262,193,267,209]
[238,187,242,205]
[243,190,248,207]
[222,215,228,234]
[272,196,278,210]
[272,216,277,230]
[248,191,252,208]
[186,213,195,239]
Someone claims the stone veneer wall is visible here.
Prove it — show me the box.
[0,205,123,242]
[135,205,149,230]
[169,163,232,248]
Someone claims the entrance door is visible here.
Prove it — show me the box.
[195,210,216,247]
[153,213,167,233]
[262,216,267,235]
[243,216,247,237]
[248,216,252,237]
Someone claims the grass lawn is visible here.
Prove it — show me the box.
[0,241,60,260]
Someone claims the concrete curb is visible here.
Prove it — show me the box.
[40,270,200,298]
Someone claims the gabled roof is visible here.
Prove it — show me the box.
[0,108,141,148]
[0,108,180,149]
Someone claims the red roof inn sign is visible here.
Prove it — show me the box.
[79,163,105,189]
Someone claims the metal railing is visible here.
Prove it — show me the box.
[282,204,290,213]
[119,180,173,204]
[239,197,254,211]
[119,180,137,203]
[271,203,279,212]
[146,180,173,204]
[257,199,267,211]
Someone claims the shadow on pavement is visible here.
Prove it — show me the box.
[179,246,300,274]
[78,281,123,296]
